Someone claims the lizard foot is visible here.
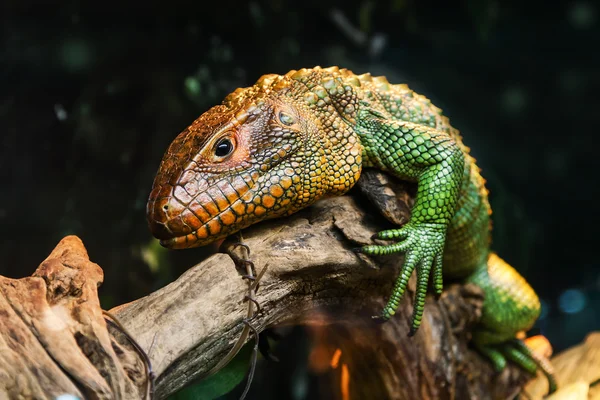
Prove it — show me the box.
[475,337,557,394]
[359,222,446,334]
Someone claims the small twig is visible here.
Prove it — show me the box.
[237,254,268,399]
[239,319,260,400]
[250,265,268,293]
[244,295,262,316]
[103,310,155,399]
[200,239,268,385]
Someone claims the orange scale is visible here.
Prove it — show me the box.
[219,209,237,226]
[262,195,276,208]
[254,206,266,216]
[270,185,284,198]
[195,225,209,240]
[231,201,246,216]
[206,219,222,235]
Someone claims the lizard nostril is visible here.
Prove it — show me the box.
[147,197,181,240]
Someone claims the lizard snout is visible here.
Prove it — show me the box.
[146,192,187,241]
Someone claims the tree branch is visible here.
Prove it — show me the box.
[0,171,534,399]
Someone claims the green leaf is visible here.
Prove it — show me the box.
[169,343,253,400]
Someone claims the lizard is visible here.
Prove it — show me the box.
[146,66,556,393]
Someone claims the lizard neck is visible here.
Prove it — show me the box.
[280,67,366,198]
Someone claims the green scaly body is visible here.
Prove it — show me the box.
[147,66,555,392]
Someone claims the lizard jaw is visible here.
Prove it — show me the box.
[146,188,249,249]
[157,231,227,250]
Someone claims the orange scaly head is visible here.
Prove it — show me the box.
[147,68,364,249]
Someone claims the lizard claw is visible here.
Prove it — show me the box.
[408,326,418,337]
[371,315,388,324]
[364,223,447,333]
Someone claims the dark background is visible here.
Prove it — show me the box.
[1,0,598,397]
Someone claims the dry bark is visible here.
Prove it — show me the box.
[0,236,146,400]
[525,332,600,399]
[0,171,542,399]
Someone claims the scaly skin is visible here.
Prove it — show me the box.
[147,66,555,392]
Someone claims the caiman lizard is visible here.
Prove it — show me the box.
[146,66,556,392]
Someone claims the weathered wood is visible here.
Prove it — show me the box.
[0,236,146,400]
[0,172,542,399]
[525,332,600,399]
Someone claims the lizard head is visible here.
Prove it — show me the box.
[147,71,362,249]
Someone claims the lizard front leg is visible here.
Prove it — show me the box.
[354,114,465,334]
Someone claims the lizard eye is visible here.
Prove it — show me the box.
[214,137,235,158]
[278,111,295,126]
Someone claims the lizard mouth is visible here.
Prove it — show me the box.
[158,234,218,250]
[150,197,251,250]
[159,236,186,248]
[158,233,201,249]
[147,183,255,249]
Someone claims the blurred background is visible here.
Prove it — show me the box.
[1,0,598,398]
